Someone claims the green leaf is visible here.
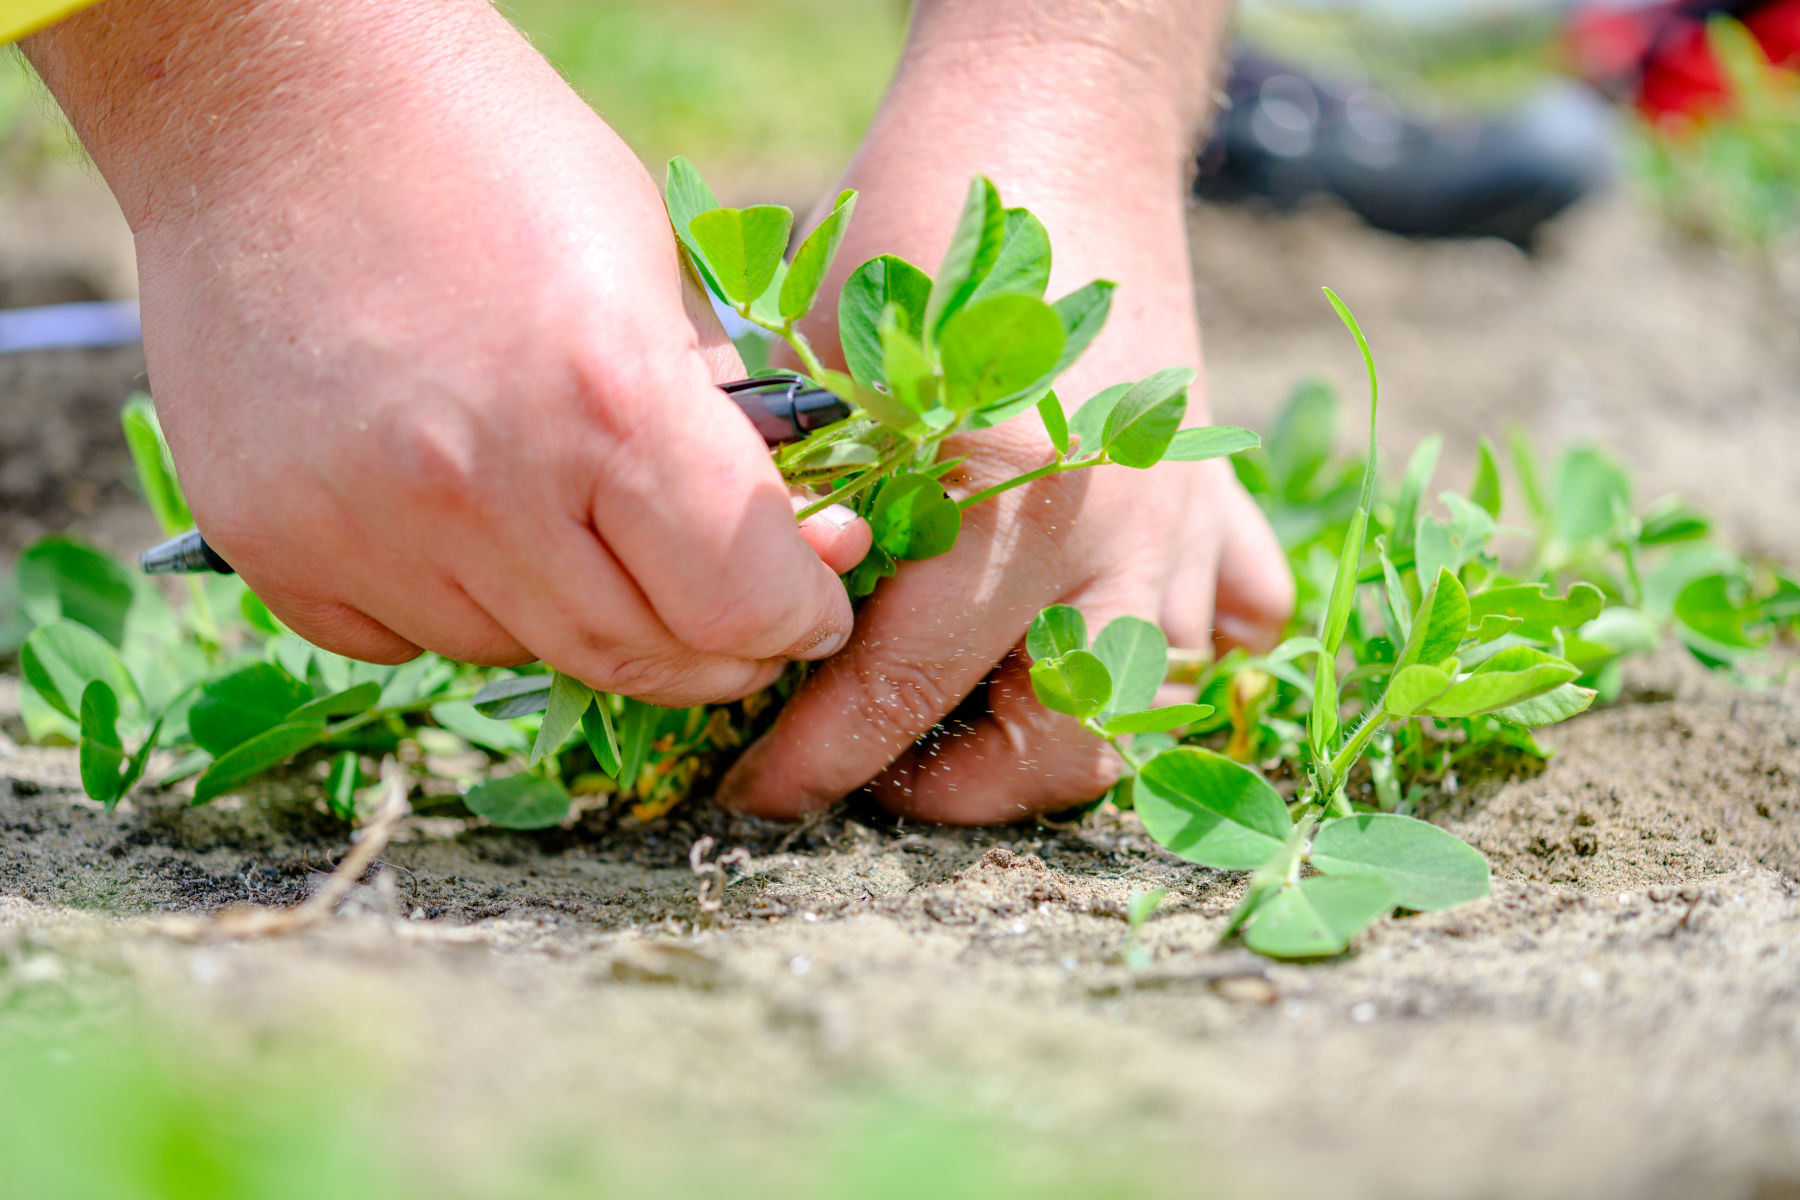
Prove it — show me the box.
[615,697,660,789]
[1507,426,1548,529]
[1492,682,1597,727]
[1134,748,1292,871]
[1037,392,1069,456]
[1244,874,1396,958]
[1674,573,1764,652]
[1471,614,1524,644]
[1101,704,1213,736]
[581,700,622,776]
[818,367,923,435]
[472,675,553,719]
[1553,446,1631,545]
[1467,581,1604,643]
[1383,664,1454,718]
[1638,497,1713,545]
[1317,287,1379,664]
[1309,813,1491,911]
[688,206,793,307]
[1414,495,1498,589]
[747,257,790,325]
[1091,616,1167,717]
[431,701,529,755]
[839,255,932,390]
[121,394,192,536]
[325,752,361,822]
[779,189,856,322]
[878,306,938,418]
[1379,541,1413,641]
[465,774,572,831]
[19,620,138,722]
[189,663,314,756]
[1267,376,1339,501]
[287,680,381,724]
[1048,280,1114,376]
[1161,426,1260,462]
[937,294,1064,412]
[1395,567,1469,672]
[1470,437,1503,517]
[16,537,135,648]
[1421,646,1580,719]
[924,177,1005,338]
[968,208,1051,304]
[1391,434,1442,557]
[664,157,725,297]
[193,721,327,805]
[528,672,593,768]
[1026,605,1088,661]
[871,473,961,561]
[1100,368,1193,468]
[78,680,129,807]
[1067,383,1129,458]
[1028,650,1112,720]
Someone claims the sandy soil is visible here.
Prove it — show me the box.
[1,174,1798,1198]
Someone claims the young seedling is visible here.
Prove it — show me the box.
[1120,887,1167,970]
[1027,291,1607,959]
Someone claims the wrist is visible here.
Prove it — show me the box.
[900,0,1228,161]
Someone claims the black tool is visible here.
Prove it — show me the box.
[138,375,850,576]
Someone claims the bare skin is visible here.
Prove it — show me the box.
[25,0,1291,824]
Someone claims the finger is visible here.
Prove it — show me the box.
[459,513,786,708]
[584,350,854,664]
[258,593,422,666]
[872,648,1122,825]
[793,500,872,577]
[343,573,534,668]
[715,525,1062,818]
[1211,483,1292,655]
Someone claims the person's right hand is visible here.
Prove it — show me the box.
[30,0,863,706]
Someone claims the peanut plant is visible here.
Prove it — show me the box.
[2,166,1792,961]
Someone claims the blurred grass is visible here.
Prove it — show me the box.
[4,3,906,189]
[502,0,905,191]
[0,1008,1200,1200]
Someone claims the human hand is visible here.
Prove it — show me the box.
[28,0,866,707]
[719,4,1292,821]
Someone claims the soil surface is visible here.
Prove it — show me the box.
[2,175,1798,1198]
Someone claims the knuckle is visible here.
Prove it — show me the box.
[842,653,961,747]
[674,579,799,657]
[569,646,688,699]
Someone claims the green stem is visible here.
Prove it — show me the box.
[1619,537,1644,608]
[1328,710,1386,783]
[955,455,1102,512]
[323,687,480,742]
[792,448,909,522]
[185,576,220,655]
[739,306,828,382]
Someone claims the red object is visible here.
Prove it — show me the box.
[1567,1,1800,125]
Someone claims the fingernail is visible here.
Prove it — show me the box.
[794,624,850,661]
[815,503,859,531]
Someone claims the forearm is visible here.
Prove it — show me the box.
[21,0,561,232]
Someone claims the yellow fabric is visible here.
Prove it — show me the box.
[1,0,97,43]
